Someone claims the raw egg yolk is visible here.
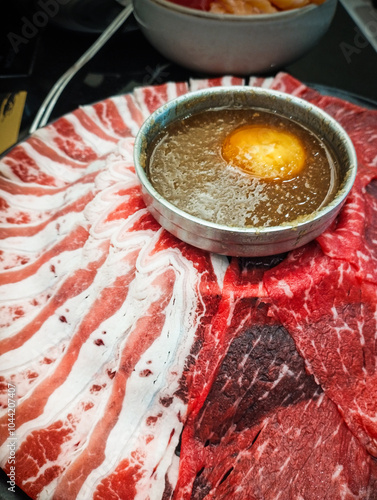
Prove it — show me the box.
[222,125,306,180]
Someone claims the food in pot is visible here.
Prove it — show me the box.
[168,0,325,14]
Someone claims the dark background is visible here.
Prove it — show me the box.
[1,0,377,145]
[1,0,377,498]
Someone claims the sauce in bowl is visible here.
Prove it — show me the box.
[146,108,339,228]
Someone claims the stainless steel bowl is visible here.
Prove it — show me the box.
[133,0,337,75]
[133,87,357,257]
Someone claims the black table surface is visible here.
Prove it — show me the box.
[0,1,377,498]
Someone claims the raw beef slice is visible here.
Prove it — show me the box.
[174,258,377,500]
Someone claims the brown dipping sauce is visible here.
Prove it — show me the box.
[146,108,339,228]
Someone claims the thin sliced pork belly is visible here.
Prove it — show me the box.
[0,190,95,240]
[189,76,244,91]
[0,178,95,227]
[0,193,93,272]
[83,143,147,240]
[0,214,90,275]
[26,136,92,170]
[251,72,323,104]
[248,75,275,88]
[0,237,109,358]
[0,172,98,269]
[2,246,145,499]
[84,239,225,500]
[71,109,120,143]
[133,81,189,117]
[0,138,104,188]
[0,171,98,197]
[0,145,61,186]
[262,71,311,95]
[89,94,145,138]
[0,248,33,269]
[35,117,105,164]
[0,225,89,289]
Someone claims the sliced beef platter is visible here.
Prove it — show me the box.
[1,73,377,499]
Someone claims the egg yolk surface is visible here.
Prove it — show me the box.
[222,124,306,180]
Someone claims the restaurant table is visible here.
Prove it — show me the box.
[0,0,377,497]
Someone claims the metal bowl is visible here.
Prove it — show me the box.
[133,0,337,75]
[133,87,357,257]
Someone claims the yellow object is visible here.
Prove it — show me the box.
[222,124,306,180]
[0,91,27,155]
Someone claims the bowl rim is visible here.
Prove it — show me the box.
[133,86,357,237]
[141,0,332,21]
